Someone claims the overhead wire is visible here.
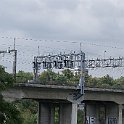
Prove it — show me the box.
[0,36,124,77]
[0,36,124,50]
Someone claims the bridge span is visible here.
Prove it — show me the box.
[2,83,124,124]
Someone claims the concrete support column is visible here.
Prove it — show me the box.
[59,103,77,124]
[118,104,123,124]
[38,102,55,124]
[71,103,77,124]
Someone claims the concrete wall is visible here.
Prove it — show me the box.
[85,103,99,124]
[106,103,118,124]
[85,101,124,124]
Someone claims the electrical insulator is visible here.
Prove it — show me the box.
[54,61,57,68]
[47,62,52,69]
[33,62,35,68]
[58,62,63,69]
[70,61,74,68]
[43,61,47,69]
[66,60,70,68]
[64,60,67,67]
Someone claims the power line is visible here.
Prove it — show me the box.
[0,36,123,50]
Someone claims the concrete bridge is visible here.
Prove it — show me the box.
[2,83,124,124]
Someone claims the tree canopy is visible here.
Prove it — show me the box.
[0,66,23,124]
[16,71,33,83]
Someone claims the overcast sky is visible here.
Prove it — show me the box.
[0,0,124,78]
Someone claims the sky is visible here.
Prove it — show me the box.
[0,0,124,78]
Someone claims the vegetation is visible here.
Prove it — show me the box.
[77,110,84,124]
[39,69,124,89]
[14,100,38,124]
[0,66,23,124]
[39,69,79,85]
[16,71,33,83]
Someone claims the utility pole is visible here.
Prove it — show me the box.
[33,57,38,81]
[13,38,17,83]
[33,57,41,82]
[80,51,85,95]
[0,38,17,83]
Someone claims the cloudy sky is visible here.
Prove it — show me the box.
[0,0,124,78]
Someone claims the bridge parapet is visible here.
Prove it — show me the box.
[2,83,124,104]
[2,83,83,104]
[84,87,124,104]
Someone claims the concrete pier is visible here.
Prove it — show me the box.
[85,101,124,124]
[38,102,77,124]
[59,103,77,124]
[118,104,123,124]
[38,102,55,124]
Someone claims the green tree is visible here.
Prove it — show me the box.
[0,66,13,90]
[16,71,33,83]
[54,73,67,84]
[62,69,76,84]
[0,66,23,124]
[113,76,124,89]
[15,100,38,124]
[77,110,84,124]
[39,69,57,84]
[95,75,114,88]
[86,76,99,87]
[62,69,74,80]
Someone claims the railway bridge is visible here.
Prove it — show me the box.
[2,83,124,124]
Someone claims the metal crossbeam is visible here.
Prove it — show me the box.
[33,53,124,70]
[85,57,124,68]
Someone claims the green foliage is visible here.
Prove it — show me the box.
[77,110,84,124]
[39,69,57,84]
[0,66,13,91]
[21,111,37,124]
[16,69,124,89]
[38,69,124,89]
[0,100,23,124]
[39,69,78,85]
[98,74,114,86]
[54,107,59,124]
[62,69,73,81]
[113,76,124,89]
[16,71,33,83]
[85,74,115,88]
[15,100,38,124]
[54,73,67,84]
[0,65,23,124]
[16,99,38,114]
[86,76,98,87]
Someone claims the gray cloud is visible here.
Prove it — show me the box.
[0,0,124,77]
[0,0,124,41]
